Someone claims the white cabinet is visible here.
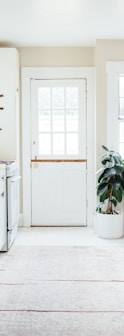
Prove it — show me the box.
[0,166,6,251]
[0,48,19,164]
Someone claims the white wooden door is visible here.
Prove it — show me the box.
[31,79,87,226]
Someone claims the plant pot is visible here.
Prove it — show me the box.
[96,212,124,239]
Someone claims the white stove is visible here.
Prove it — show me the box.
[0,160,18,177]
[0,160,20,251]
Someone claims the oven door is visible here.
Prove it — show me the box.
[7,175,20,248]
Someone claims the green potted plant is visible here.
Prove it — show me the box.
[96,145,124,238]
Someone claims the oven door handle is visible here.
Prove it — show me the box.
[10,176,21,183]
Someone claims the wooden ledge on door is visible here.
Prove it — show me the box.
[31,159,87,163]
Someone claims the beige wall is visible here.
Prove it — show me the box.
[18,47,95,67]
[96,39,124,165]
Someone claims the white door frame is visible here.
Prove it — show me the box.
[21,67,95,227]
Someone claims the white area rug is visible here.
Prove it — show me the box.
[0,245,124,335]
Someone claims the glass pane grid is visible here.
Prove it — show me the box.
[38,86,79,156]
[38,88,50,109]
[119,120,124,159]
[119,142,124,159]
[66,87,78,109]
[119,77,124,119]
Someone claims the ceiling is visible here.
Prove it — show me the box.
[0,0,124,47]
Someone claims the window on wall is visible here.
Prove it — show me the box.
[119,76,124,158]
[106,62,124,160]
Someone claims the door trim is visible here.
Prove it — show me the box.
[22,67,95,227]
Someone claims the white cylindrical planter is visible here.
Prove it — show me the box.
[96,213,124,239]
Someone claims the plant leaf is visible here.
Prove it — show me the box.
[98,168,116,183]
[100,189,109,202]
[97,182,108,196]
[101,156,115,167]
[110,151,122,164]
[111,199,117,207]
[112,188,122,203]
[96,145,124,210]
[102,145,109,152]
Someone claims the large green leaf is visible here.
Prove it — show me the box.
[100,189,109,202]
[112,180,121,189]
[103,167,116,179]
[111,176,123,190]
[98,168,116,183]
[112,188,122,202]
[101,156,115,167]
[111,199,117,207]
[105,160,115,168]
[110,151,122,164]
[114,165,124,175]
[121,178,124,190]
[97,182,108,196]
[98,169,108,183]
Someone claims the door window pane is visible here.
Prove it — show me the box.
[39,134,51,155]
[119,77,124,97]
[38,88,50,109]
[119,77,124,119]
[66,133,78,155]
[39,110,50,132]
[66,110,78,132]
[52,87,64,109]
[119,98,124,119]
[119,78,124,159]
[119,143,124,159]
[66,87,78,109]
[119,122,124,142]
[53,110,64,132]
[53,134,64,155]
